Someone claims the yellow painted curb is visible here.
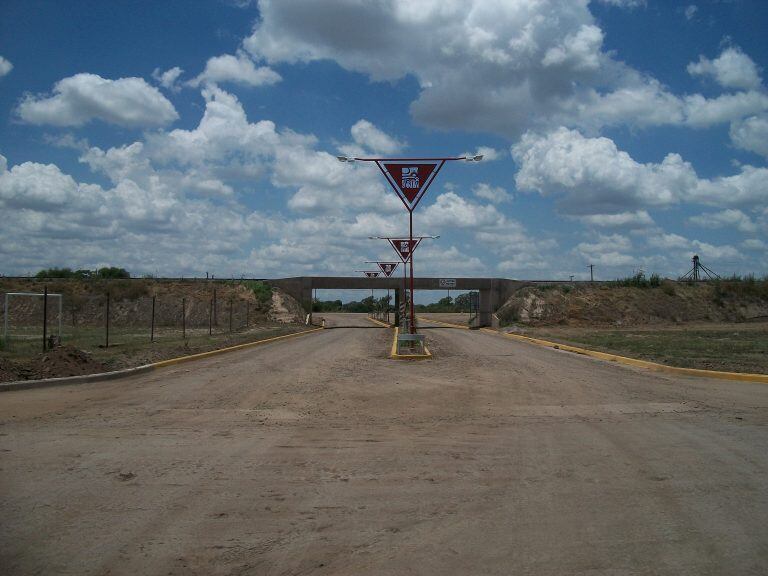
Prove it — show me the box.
[366,316,392,328]
[151,327,325,369]
[480,328,768,384]
[416,315,470,329]
[390,326,432,360]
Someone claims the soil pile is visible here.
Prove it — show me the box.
[0,345,106,383]
[0,357,20,383]
[497,281,768,327]
[37,345,106,379]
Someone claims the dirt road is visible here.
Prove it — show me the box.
[2,314,767,575]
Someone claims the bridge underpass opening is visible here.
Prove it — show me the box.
[310,288,477,329]
[311,289,395,328]
[267,277,523,329]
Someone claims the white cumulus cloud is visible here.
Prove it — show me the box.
[190,51,281,88]
[17,73,178,128]
[513,127,768,215]
[578,210,654,229]
[688,209,756,233]
[730,114,768,158]
[349,119,404,155]
[512,127,697,214]
[152,66,184,91]
[0,56,12,78]
[473,183,511,204]
[688,46,763,91]
[242,0,761,139]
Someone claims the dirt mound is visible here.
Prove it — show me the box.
[0,346,106,383]
[0,357,20,383]
[37,345,106,379]
[497,282,768,327]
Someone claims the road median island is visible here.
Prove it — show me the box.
[390,326,432,360]
[0,325,325,392]
[480,327,768,384]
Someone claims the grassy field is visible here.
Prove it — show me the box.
[527,323,768,375]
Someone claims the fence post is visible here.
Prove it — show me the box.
[150,295,156,343]
[229,298,233,333]
[3,293,9,350]
[209,295,213,336]
[182,297,186,341]
[43,285,48,353]
[105,291,110,348]
[246,301,249,330]
[213,287,217,326]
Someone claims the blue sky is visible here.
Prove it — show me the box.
[1,0,767,290]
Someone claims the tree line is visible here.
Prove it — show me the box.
[312,293,475,313]
[34,267,131,279]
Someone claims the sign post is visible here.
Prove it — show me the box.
[367,235,439,331]
[366,262,399,324]
[356,271,380,311]
[343,155,482,332]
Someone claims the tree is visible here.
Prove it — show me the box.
[454,293,472,311]
[35,267,75,278]
[96,267,130,279]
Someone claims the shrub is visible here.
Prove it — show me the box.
[96,267,130,279]
[612,272,650,288]
[241,280,273,306]
[712,275,768,301]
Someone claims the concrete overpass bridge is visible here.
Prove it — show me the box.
[265,276,529,327]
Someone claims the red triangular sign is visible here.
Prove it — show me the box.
[364,271,380,278]
[379,160,444,211]
[388,238,421,263]
[377,262,398,277]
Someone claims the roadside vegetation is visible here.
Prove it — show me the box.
[312,293,475,314]
[313,295,392,313]
[35,266,131,279]
[495,274,768,374]
[527,324,768,375]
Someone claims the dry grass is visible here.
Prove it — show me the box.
[527,323,768,374]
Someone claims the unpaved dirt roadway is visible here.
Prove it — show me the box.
[2,313,768,575]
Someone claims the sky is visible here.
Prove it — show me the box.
[1,0,767,290]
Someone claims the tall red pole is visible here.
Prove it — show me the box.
[409,211,415,334]
[402,254,407,328]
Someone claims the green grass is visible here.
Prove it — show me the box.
[531,327,768,374]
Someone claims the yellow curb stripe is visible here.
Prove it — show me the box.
[366,316,392,328]
[416,316,470,329]
[389,326,432,360]
[390,326,399,357]
[150,327,325,369]
[480,328,768,384]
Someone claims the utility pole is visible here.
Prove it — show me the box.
[588,264,595,282]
